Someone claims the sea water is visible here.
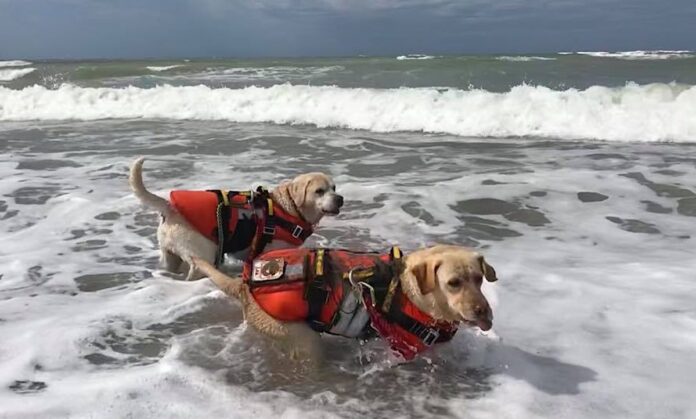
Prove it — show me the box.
[1,53,695,418]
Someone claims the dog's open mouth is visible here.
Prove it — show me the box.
[462,318,492,331]
[322,208,340,215]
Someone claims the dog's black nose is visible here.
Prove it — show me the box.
[474,303,491,318]
[336,195,344,207]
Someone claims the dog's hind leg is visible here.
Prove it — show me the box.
[183,246,217,281]
[193,257,323,362]
[160,249,183,272]
[282,322,323,362]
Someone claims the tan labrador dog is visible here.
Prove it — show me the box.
[193,244,497,360]
[129,157,343,280]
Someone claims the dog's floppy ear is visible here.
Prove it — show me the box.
[290,176,312,208]
[478,255,498,282]
[411,259,441,295]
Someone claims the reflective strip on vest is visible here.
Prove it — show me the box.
[328,289,371,338]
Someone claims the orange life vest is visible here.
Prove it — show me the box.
[170,187,314,265]
[246,247,459,360]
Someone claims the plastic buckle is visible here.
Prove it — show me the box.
[292,225,304,238]
[422,328,440,346]
[263,226,276,236]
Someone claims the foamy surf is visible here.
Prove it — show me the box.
[0,68,36,82]
[0,60,32,68]
[146,65,183,72]
[496,56,555,61]
[575,50,694,60]
[1,119,695,419]
[1,82,695,142]
[396,54,436,60]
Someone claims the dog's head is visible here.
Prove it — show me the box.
[286,172,343,224]
[407,245,497,330]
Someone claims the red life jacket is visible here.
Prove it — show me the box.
[246,247,459,360]
[169,187,314,265]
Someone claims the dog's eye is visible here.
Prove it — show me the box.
[447,278,462,288]
[315,188,325,195]
[331,185,336,191]
[471,274,483,284]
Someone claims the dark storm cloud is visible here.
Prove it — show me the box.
[0,0,694,58]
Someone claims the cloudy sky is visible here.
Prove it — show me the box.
[1,0,694,59]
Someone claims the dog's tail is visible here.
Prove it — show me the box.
[192,257,244,299]
[193,257,291,339]
[129,157,170,214]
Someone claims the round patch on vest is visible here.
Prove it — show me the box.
[253,258,285,282]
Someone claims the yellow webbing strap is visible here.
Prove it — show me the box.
[315,249,325,276]
[381,246,402,313]
[342,269,374,280]
[266,198,274,216]
[219,189,230,206]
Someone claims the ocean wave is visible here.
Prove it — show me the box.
[396,54,436,60]
[0,68,36,82]
[1,83,695,142]
[496,56,556,62]
[220,65,342,79]
[575,50,694,60]
[146,65,183,72]
[138,66,344,84]
[0,60,32,68]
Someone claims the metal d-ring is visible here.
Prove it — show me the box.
[348,269,376,307]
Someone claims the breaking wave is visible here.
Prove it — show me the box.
[0,68,36,82]
[496,56,556,62]
[396,54,436,60]
[146,65,183,72]
[1,82,695,142]
[574,50,694,60]
[0,60,32,68]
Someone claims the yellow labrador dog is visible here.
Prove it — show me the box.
[129,157,343,280]
[193,244,497,360]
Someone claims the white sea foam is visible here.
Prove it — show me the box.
[218,65,342,80]
[134,66,343,85]
[496,56,556,62]
[2,82,695,142]
[0,68,35,81]
[1,127,695,418]
[396,54,436,60]
[146,65,182,72]
[0,60,32,68]
[575,50,694,60]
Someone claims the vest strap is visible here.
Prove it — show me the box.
[209,189,262,266]
[211,190,232,267]
[249,188,314,262]
[386,294,447,346]
[381,246,403,313]
[305,249,331,332]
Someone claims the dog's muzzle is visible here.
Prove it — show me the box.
[323,194,344,215]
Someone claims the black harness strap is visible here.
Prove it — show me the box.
[252,187,312,259]
[273,216,313,241]
[384,292,453,346]
[252,189,276,259]
[211,190,232,267]
[210,189,258,266]
[305,249,331,332]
